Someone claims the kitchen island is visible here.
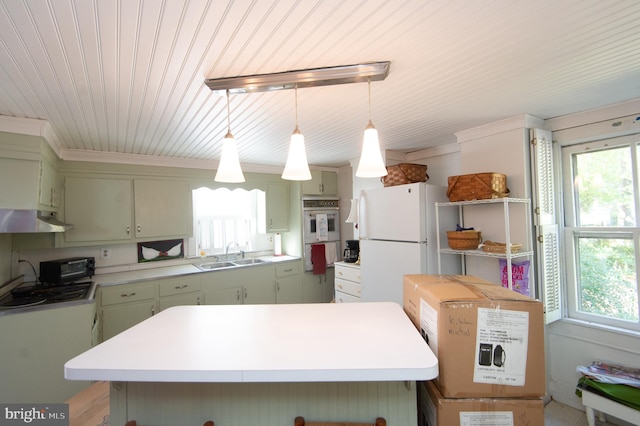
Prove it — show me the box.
[65,302,437,425]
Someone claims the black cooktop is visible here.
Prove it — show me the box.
[0,281,93,309]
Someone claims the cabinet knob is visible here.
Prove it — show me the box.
[197,296,201,305]
[126,226,131,234]
[151,305,155,316]
[137,224,141,234]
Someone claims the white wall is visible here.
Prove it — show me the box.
[454,115,541,287]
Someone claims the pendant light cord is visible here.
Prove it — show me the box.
[295,85,299,129]
[226,89,231,132]
[368,78,372,120]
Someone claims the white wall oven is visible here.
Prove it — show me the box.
[302,197,341,271]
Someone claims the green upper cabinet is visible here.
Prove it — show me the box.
[63,176,193,245]
[38,158,61,209]
[63,177,134,243]
[302,170,337,195]
[133,179,193,239]
[0,133,61,211]
[266,182,289,232]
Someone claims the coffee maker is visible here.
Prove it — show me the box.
[343,240,360,263]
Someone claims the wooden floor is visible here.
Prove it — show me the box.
[66,381,110,426]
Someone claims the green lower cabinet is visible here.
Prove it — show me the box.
[203,286,243,305]
[159,292,201,311]
[99,281,157,342]
[275,261,303,303]
[302,268,335,303]
[102,300,156,341]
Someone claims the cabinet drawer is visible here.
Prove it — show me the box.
[335,265,361,283]
[276,261,301,277]
[101,283,156,306]
[334,290,360,303]
[335,278,361,297]
[159,275,201,297]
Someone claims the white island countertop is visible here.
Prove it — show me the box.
[65,302,437,383]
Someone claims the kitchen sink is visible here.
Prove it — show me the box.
[232,258,269,266]
[196,261,236,271]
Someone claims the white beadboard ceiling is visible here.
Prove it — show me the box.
[0,0,639,170]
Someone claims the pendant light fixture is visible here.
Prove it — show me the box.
[281,85,312,181]
[214,89,245,183]
[356,80,388,178]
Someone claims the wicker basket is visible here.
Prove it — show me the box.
[447,230,482,250]
[446,173,509,201]
[481,241,522,253]
[381,163,429,187]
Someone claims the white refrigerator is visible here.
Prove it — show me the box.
[358,182,460,305]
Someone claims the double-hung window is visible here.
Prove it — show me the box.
[561,135,640,332]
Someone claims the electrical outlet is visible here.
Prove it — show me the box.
[267,235,274,243]
[101,247,112,259]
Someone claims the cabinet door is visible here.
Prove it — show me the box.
[0,158,40,209]
[159,292,201,311]
[276,275,302,304]
[302,171,337,195]
[241,265,276,304]
[266,182,289,232]
[38,160,59,208]
[101,300,156,341]
[320,171,337,195]
[203,287,243,305]
[64,177,133,242]
[134,179,193,238]
[302,171,323,195]
[275,261,302,304]
[302,271,324,303]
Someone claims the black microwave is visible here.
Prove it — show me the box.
[40,257,95,285]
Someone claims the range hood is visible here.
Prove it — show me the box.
[0,209,73,233]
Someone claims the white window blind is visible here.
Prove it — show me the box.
[530,128,563,324]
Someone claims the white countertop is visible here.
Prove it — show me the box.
[65,302,438,383]
[93,255,300,286]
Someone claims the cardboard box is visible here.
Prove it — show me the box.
[418,380,544,426]
[403,274,546,398]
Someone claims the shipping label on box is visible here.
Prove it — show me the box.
[460,411,514,426]
[473,307,529,386]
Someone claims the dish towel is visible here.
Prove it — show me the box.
[325,242,337,267]
[315,213,329,241]
[311,243,326,275]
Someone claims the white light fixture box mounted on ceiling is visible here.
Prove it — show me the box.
[356,80,387,178]
[215,90,245,183]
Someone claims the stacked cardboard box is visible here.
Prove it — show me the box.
[403,274,546,425]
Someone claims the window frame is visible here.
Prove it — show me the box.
[560,134,640,332]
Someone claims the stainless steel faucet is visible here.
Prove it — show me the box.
[225,241,244,260]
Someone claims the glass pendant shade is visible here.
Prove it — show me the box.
[282,86,311,181]
[215,131,245,183]
[356,120,388,177]
[282,127,312,180]
[215,90,245,183]
[345,198,359,223]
